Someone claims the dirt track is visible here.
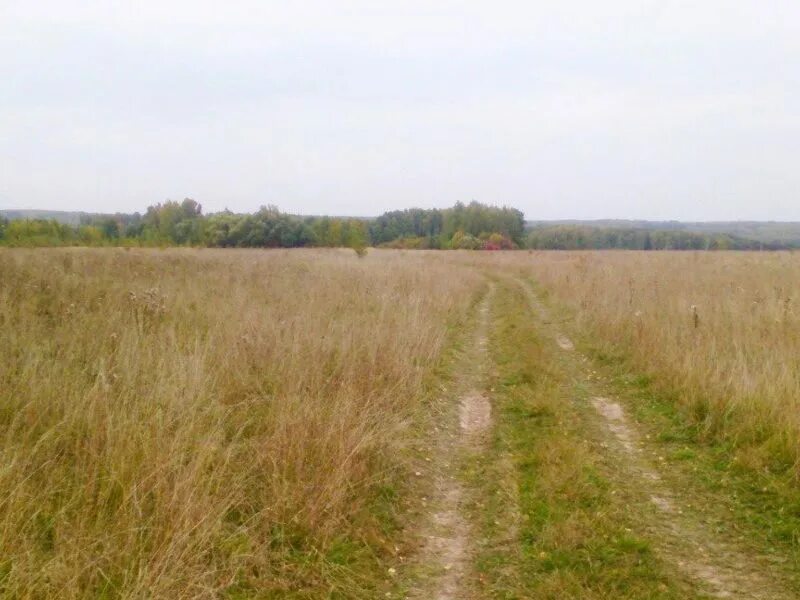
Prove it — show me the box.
[520,280,795,600]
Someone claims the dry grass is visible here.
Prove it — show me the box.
[519,251,800,473]
[6,247,799,597]
[0,248,483,598]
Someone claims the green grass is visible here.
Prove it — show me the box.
[588,350,800,578]
[467,282,692,599]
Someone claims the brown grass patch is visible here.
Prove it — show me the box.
[0,248,483,597]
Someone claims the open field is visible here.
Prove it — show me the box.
[2,248,800,598]
[522,251,800,473]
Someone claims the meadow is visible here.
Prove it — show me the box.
[3,247,800,598]
[0,248,483,598]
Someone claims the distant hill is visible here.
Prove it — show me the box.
[527,220,800,248]
[0,209,84,226]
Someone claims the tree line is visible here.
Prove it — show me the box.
[0,200,521,250]
[0,201,787,250]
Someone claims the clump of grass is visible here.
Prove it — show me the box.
[0,247,482,598]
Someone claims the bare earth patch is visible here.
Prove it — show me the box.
[459,392,491,435]
[555,333,574,351]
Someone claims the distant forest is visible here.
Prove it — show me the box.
[527,219,800,247]
[526,225,779,250]
[0,202,796,250]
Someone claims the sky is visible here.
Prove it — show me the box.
[1,1,799,220]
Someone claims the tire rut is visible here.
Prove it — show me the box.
[406,287,494,600]
[518,279,796,600]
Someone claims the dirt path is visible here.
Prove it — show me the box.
[519,280,795,600]
[405,288,493,600]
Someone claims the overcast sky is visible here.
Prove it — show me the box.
[1,1,799,220]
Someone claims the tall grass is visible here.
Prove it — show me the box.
[8,247,798,596]
[521,251,800,474]
[0,248,482,598]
